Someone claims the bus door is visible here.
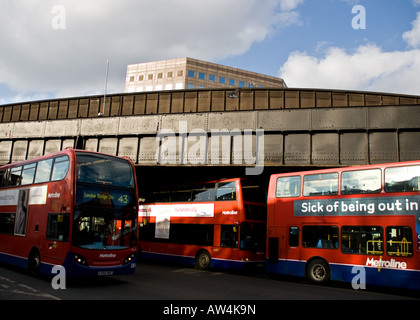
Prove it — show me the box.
[268,226,304,275]
[45,212,70,262]
[267,227,287,263]
[287,226,300,260]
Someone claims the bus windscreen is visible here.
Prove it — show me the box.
[74,153,137,250]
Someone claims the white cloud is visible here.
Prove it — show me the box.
[278,0,305,11]
[279,12,420,95]
[403,12,420,48]
[0,0,303,103]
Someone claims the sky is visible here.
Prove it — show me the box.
[1,0,420,105]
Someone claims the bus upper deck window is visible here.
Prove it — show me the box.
[216,182,236,201]
[51,156,70,181]
[341,169,381,195]
[276,176,301,198]
[35,159,53,183]
[303,173,338,197]
[385,165,420,192]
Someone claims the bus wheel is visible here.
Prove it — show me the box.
[306,259,330,284]
[28,249,41,277]
[195,250,211,270]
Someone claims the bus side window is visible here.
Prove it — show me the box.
[192,183,216,202]
[0,212,14,234]
[216,182,236,201]
[51,156,70,181]
[35,159,53,183]
[289,227,299,247]
[303,173,338,197]
[386,226,413,257]
[221,225,238,248]
[276,176,301,198]
[171,189,192,202]
[385,165,420,192]
[0,169,6,187]
[341,169,381,195]
[302,226,338,249]
[21,163,36,185]
[341,226,383,255]
[9,166,22,186]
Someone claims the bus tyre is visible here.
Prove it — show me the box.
[306,259,330,284]
[195,250,211,270]
[28,250,41,277]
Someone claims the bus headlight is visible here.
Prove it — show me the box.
[123,253,136,265]
[73,254,88,266]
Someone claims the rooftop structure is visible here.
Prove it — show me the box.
[125,57,287,93]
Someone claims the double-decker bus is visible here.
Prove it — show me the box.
[266,161,420,290]
[0,148,138,277]
[138,178,266,270]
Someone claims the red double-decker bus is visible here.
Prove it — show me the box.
[0,148,138,277]
[266,161,420,290]
[138,178,266,269]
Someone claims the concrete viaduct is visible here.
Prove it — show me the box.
[1,88,419,193]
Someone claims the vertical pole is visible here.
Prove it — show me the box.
[100,59,109,116]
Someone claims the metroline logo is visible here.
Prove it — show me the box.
[99,253,116,258]
[365,257,407,270]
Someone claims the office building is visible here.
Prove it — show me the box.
[125,57,286,93]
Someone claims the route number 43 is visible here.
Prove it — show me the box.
[118,195,129,204]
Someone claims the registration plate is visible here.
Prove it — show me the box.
[98,270,113,276]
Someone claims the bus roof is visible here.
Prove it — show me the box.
[270,160,420,178]
[0,148,132,169]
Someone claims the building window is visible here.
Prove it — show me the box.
[188,70,195,78]
[129,76,135,82]
[187,83,194,89]
[148,74,153,80]
[177,70,183,77]
[198,72,205,80]
[167,71,173,78]
[209,74,215,82]
[157,72,163,79]
[138,75,144,81]
[239,81,245,87]
[219,76,225,84]
[229,79,235,86]
[165,84,173,90]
